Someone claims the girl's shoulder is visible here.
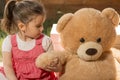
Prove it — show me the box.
[42,34,53,51]
[42,34,51,43]
[2,35,12,52]
[3,34,16,43]
[43,34,50,40]
[3,35,11,43]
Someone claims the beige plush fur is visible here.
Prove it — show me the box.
[112,35,120,80]
[113,35,120,50]
[35,8,120,80]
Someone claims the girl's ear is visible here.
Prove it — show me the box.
[18,22,26,31]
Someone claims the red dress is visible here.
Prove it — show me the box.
[0,34,56,80]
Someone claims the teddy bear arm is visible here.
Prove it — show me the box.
[113,35,120,50]
[35,51,67,72]
[111,48,120,64]
[115,55,120,64]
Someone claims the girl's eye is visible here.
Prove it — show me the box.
[97,38,101,43]
[80,38,85,43]
[36,25,42,28]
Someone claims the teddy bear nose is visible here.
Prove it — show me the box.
[86,48,97,55]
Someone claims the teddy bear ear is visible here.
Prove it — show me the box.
[57,13,73,33]
[102,8,120,27]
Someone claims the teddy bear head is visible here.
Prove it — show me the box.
[56,8,119,61]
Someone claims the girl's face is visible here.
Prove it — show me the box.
[21,15,45,39]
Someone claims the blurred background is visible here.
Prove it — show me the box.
[0,0,120,61]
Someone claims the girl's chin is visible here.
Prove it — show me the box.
[35,34,41,39]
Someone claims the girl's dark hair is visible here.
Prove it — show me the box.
[1,0,45,34]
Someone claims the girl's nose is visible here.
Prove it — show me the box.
[40,26,44,32]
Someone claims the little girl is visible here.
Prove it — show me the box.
[0,0,57,80]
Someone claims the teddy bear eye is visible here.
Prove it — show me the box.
[80,38,85,43]
[97,38,101,43]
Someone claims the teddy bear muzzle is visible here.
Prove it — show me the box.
[77,41,103,61]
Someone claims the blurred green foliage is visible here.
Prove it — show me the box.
[0,39,3,61]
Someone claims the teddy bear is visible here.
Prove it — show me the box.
[35,8,120,80]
